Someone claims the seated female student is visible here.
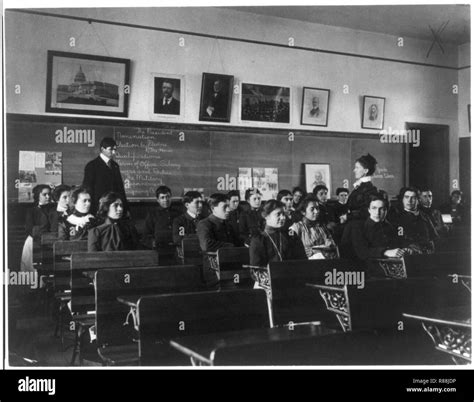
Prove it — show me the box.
[21,184,55,272]
[292,187,306,211]
[349,193,407,262]
[88,192,140,251]
[58,186,97,240]
[49,184,71,233]
[249,200,306,267]
[277,189,299,230]
[239,188,265,246]
[289,195,337,259]
[312,185,336,230]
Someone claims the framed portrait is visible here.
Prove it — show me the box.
[304,163,331,196]
[241,83,290,123]
[46,51,130,117]
[150,73,184,119]
[362,95,385,130]
[301,87,330,126]
[199,73,234,122]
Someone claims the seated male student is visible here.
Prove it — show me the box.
[144,185,180,253]
[387,186,438,254]
[350,194,407,263]
[196,193,238,253]
[419,187,448,236]
[328,187,349,244]
[227,190,242,245]
[172,191,203,246]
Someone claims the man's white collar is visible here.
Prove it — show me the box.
[100,153,110,164]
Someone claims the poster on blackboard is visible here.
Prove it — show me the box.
[238,167,278,200]
[18,151,62,202]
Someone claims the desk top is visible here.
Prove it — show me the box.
[403,305,471,327]
[169,323,336,364]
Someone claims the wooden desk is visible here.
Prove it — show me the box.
[169,323,335,366]
[403,305,471,364]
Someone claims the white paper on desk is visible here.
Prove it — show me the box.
[35,152,46,168]
[19,151,36,171]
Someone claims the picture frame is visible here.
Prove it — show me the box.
[46,50,130,117]
[150,73,184,119]
[362,95,385,130]
[468,104,471,133]
[241,83,290,123]
[199,73,234,122]
[304,163,331,196]
[301,87,330,126]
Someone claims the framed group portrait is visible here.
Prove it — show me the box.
[301,87,330,126]
[362,95,385,130]
[241,83,290,123]
[199,73,234,122]
[151,73,184,119]
[304,163,331,196]
[46,50,130,117]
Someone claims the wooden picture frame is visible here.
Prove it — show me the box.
[241,83,290,123]
[199,73,234,122]
[304,163,331,196]
[362,95,385,130]
[301,87,330,126]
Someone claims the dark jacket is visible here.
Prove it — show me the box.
[82,156,127,214]
[196,214,238,252]
[25,203,56,239]
[144,206,180,248]
[420,206,448,236]
[49,206,70,234]
[350,218,401,261]
[172,212,201,246]
[58,211,98,241]
[154,97,180,115]
[88,218,140,251]
[239,208,265,245]
[347,181,378,221]
[227,209,242,246]
[249,227,307,267]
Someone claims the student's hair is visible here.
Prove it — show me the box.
[244,188,262,201]
[336,187,349,196]
[276,189,292,201]
[451,190,462,197]
[399,186,420,199]
[209,193,228,209]
[52,184,71,202]
[419,187,432,194]
[183,191,202,205]
[368,192,389,208]
[298,195,320,214]
[261,199,285,218]
[355,153,377,176]
[155,185,172,198]
[32,184,51,205]
[312,185,328,195]
[97,192,123,219]
[100,137,117,149]
[292,186,305,195]
[227,190,240,199]
[71,186,91,205]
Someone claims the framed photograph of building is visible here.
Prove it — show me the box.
[362,95,385,130]
[241,83,290,123]
[151,73,184,119]
[301,87,330,126]
[46,50,130,117]
[199,73,234,122]
[304,163,331,196]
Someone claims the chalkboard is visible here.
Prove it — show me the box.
[6,114,405,203]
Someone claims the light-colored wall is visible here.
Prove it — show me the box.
[458,43,471,138]
[4,7,468,187]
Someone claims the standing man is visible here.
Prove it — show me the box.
[154,79,180,115]
[83,137,128,214]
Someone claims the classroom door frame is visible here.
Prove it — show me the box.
[404,122,450,202]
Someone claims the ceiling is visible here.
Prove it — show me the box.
[226,5,470,45]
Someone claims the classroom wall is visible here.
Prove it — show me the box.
[4,7,467,193]
[458,43,471,138]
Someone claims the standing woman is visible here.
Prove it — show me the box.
[239,188,265,246]
[21,184,55,272]
[50,184,71,233]
[344,153,379,222]
[249,200,306,267]
[88,192,140,251]
[58,186,97,240]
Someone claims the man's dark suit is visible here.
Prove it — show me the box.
[83,156,128,214]
[154,97,180,115]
